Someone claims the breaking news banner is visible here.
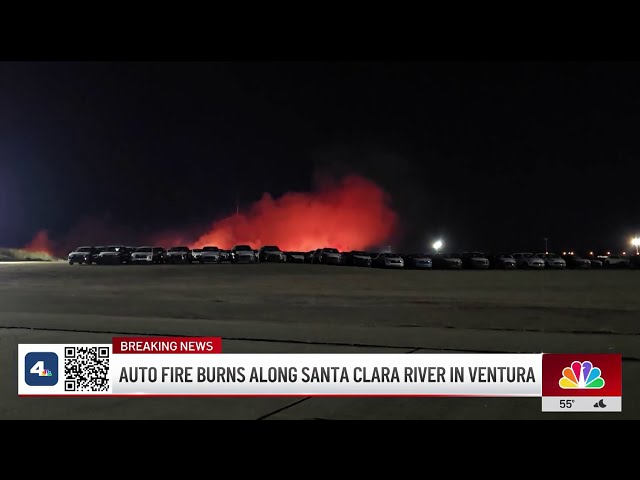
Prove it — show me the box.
[17,337,622,412]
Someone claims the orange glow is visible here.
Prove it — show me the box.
[189,175,398,251]
[23,230,55,257]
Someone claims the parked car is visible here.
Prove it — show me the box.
[341,250,373,267]
[372,252,405,268]
[431,253,463,270]
[166,246,193,264]
[462,252,490,269]
[304,251,316,263]
[96,245,132,265]
[601,254,630,269]
[513,252,545,269]
[131,246,167,264]
[561,253,591,269]
[199,246,223,263]
[191,249,203,262]
[68,246,99,265]
[488,253,517,269]
[285,251,306,263]
[312,248,343,265]
[402,253,432,269]
[219,250,232,262]
[231,245,257,263]
[533,253,566,269]
[258,245,286,263]
[589,257,603,268]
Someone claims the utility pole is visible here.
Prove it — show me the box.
[544,237,548,254]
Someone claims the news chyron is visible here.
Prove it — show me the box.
[18,338,622,412]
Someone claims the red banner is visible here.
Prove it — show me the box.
[542,353,621,397]
[112,337,222,354]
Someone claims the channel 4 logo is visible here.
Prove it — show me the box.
[24,352,59,387]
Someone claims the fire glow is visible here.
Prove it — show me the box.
[22,175,399,256]
[190,175,398,251]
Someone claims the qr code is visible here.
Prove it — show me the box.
[64,346,110,392]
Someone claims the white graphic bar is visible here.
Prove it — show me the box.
[18,345,542,396]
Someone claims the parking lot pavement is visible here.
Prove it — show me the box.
[1,262,638,419]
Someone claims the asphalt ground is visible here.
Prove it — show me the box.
[1,261,638,419]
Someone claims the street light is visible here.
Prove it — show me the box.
[631,237,640,255]
[432,240,443,254]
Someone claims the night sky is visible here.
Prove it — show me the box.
[1,62,639,254]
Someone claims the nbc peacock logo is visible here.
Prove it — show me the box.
[559,361,605,389]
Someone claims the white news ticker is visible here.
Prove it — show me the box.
[18,345,542,396]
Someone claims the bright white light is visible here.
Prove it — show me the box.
[632,237,640,247]
[432,240,443,251]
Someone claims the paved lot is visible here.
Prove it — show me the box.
[1,262,638,419]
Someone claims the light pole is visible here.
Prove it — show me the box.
[433,240,443,254]
[544,237,548,254]
[632,237,640,255]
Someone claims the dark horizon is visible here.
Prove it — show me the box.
[1,62,639,255]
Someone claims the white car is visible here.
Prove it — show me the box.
[199,246,222,263]
[534,253,566,269]
[601,255,630,269]
[513,253,545,269]
[131,246,166,264]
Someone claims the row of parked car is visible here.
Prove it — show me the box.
[67,245,640,269]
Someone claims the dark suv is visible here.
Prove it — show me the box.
[461,252,490,269]
[342,251,372,267]
[166,246,193,264]
[258,245,286,262]
[68,246,99,265]
[231,245,256,263]
[96,245,132,265]
[312,248,342,265]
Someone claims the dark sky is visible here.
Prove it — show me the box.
[1,61,639,253]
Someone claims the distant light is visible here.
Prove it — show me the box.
[545,251,549,255]
[589,251,594,256]
[433,240,443,251]
[632,237,640,247]
[623,251,626,255]
[562,251,567,255]
[607,251,611,255]
[570,251,574,255]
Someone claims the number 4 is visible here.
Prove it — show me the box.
[30,361,45,375]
